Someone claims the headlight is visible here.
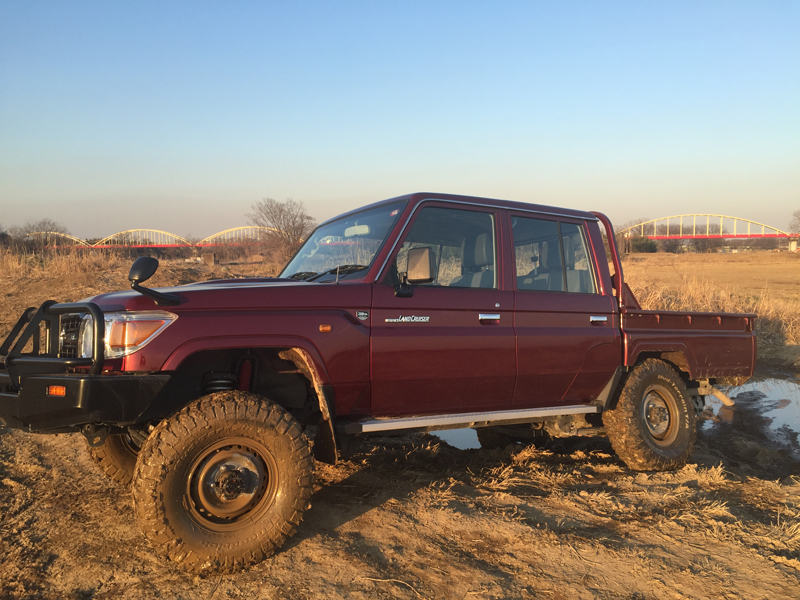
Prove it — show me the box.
[78,311,178,359]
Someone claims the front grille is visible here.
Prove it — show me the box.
[59,315,82,358]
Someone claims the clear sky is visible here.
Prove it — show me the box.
[1,1,798,239]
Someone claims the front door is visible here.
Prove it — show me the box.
[371,203,515,417]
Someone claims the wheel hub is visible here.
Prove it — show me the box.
[189,444,272,523]
[642,391,670,437]
[216,468,247,500]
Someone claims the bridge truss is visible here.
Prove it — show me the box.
[196,226,277,247]
[92,229,192,248]
[618,215,792,240]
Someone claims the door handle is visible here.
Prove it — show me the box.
[479,313,501,322]
[590,315,608,324]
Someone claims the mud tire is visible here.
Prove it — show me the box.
[603,359,696,471]
[132,391,314,573]
[86,433,140,486]
[475,426,515,449]
[475,425,550,450]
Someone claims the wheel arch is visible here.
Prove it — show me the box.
[146,337,339,464]
[605,351,693,411]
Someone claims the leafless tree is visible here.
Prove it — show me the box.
[8,218,71,251]
[9,218,70,239]
[790,209,800,233]
[615,217,649,254]
[248,198,316,259]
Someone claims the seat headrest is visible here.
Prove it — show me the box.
[462,233,493,270]
[543,241,560,271]
[562,237,574,269]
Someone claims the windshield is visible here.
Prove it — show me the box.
[280,200,407,282]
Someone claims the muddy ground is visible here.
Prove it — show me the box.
[2,260,800,599]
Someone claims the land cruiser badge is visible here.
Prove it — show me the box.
[384,315,430,323]
[356,311,369,321]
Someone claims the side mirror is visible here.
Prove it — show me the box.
[406,247,435,284]
[129,256,159,284]
[128,256,181,306]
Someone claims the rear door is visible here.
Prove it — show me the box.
[370,202,515,416]
[511,213,620,406]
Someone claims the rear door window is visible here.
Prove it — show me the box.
[512,216,596,294]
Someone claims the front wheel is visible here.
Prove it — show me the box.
[86,433,140,486]
[603,359,696,471]
[132,391,314,573]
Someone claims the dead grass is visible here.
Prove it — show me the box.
[0,249,125,278]
[625,260,800,349]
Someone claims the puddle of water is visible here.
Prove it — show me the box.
[432,428,480,450]
[706,377,800,456]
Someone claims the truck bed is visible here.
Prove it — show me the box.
[622,308,756,383]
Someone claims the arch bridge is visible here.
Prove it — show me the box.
[197,226,278,247]
[618,215,792,240]
[92,229,192,248]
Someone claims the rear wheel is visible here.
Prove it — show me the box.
[603,359,696,471]
[132,391,314,573]
[86,433,140,486]
[475,424,550,450]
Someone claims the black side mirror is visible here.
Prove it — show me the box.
[128,256,181,306]
[406,247,435,284]
[129,256,159,284]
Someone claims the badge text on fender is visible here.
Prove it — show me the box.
[384,315,430,323]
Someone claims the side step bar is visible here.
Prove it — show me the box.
[341,404,600,435]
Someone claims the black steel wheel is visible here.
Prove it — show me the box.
[603,359,696,471]
[132,391,314,573]
[86,433,140,486]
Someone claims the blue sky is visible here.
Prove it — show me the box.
[1,1,798,239]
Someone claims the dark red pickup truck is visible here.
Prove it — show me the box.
[0,192,755,572]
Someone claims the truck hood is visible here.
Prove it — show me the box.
[88,278,371,312]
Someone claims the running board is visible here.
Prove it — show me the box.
[341,404,600,435]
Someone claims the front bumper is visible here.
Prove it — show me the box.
[0,371,170,432]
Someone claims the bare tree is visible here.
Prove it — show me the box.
[790,210,800,233]
[248,198,316,259]
[9,218,70,239]
[615,217,649,254]
[8,218,71,251]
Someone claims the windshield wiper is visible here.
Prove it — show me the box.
[308,265,368,281]
[286,271,319,281]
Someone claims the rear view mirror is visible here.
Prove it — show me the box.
[406,247,435,284]
[344,224,370,237]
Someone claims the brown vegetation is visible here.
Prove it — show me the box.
[624,252,800,367]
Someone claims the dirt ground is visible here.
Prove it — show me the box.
[2,255,800,599]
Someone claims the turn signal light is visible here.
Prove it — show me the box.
[47,385,66,397]
[108,320,166,350]
[319,324,332,333]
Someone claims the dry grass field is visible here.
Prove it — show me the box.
[624,252,800,304]
[623,252,800,367]
[1,249,800,599]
